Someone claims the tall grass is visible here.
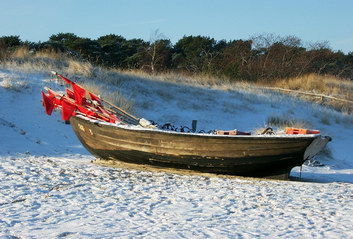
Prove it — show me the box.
[252,115,311,135]
[3,46,93,77]
[108,69,231,90]
[266,115,309,129]
[11,46,30,58]
[66,60,93,78]
[81,82,134,113]
[2,47,69,73]
[272,74,352,100]
[263,74,353,114]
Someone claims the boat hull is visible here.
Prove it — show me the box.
[70,116,325,178]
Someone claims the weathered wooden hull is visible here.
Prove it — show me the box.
[70,116,328,178]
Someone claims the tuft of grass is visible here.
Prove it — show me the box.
[266,115,309,129]
[106,91,135,113]
[81,82,134,113]
[67,60,93,78]
[92,68,126,87]
[253,115,311,135]
[80,82,104,97]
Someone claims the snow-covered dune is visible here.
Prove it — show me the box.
[1,69,352,238]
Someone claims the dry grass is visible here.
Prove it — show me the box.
[3,59,66,73]
[269,74,353,113]
[80,82,104,97]
[11,46,30,58]
[2,47,68,73]
[35,48,63,59]
[10,46,64,60]
[81,82,134,113]
[253,115,311,135]
[273,74,352,99]
[117,70,231,88]
[266,115,310,129]
[91,68,127,87]
[2,49,94,79]
[67,60,94,78]
[106,91,135,113]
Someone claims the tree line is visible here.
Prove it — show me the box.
[1,33,353,81]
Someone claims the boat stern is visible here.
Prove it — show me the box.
[303,135,332,161]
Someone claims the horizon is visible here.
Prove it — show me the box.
[0,0,352,53]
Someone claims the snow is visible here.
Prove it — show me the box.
[0,68,353,238]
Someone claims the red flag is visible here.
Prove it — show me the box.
[72,83,86,105]
[89,92,101,105]
[61,100,76,121]
[66,88,75,100]
[47,88,57,98]
[98,106,117,123]
[53,73,86,105]
[41,91,55,115]
[76,105,96,117]
[56,73,74,85]
[47,88,61,107]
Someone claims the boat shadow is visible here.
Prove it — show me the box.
[92,158,353,184]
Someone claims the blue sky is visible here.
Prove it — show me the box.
[1,0,352,53]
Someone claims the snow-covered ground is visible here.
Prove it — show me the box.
[0,68,352,238]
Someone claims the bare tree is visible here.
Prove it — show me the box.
[144,29,171,73]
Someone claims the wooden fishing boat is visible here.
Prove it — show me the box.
[69,115,331,179]
[42,72,331,179]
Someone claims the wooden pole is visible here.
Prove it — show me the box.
[100,98,140,122]
[262,86,353,104]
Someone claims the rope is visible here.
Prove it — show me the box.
[157,122,214,134]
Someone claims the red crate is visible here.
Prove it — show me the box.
[285,127,320,135]
[216,130,251,135]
